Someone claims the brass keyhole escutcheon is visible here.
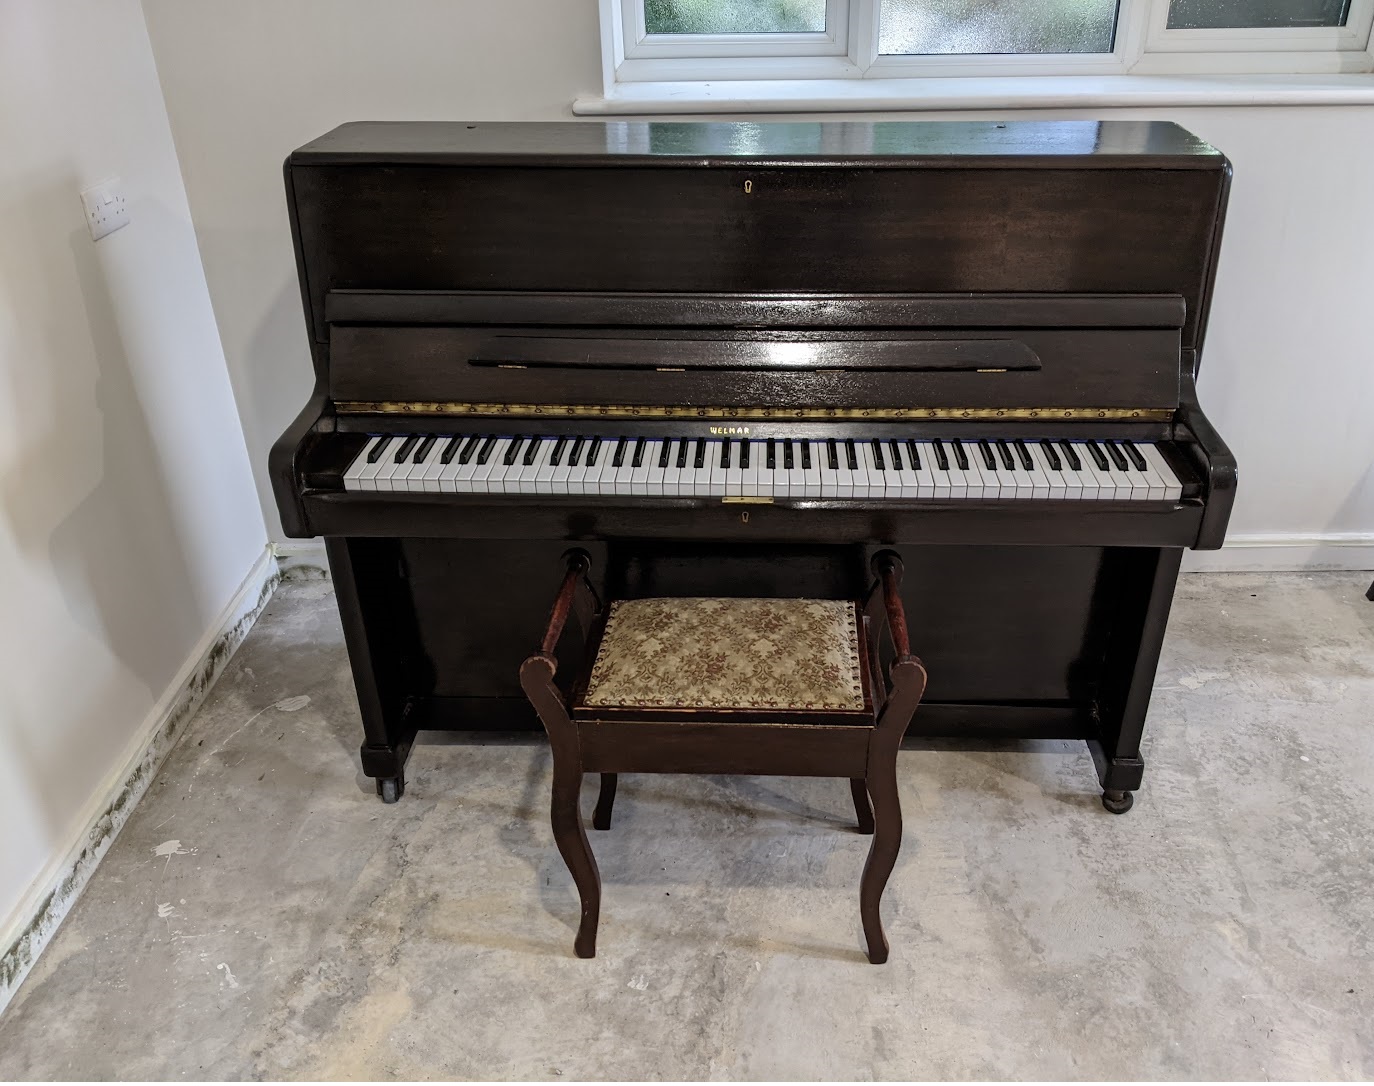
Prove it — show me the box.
[744,179,753,194]
[740,511,750,524]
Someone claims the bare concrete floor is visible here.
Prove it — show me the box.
[1,572,1371,1080]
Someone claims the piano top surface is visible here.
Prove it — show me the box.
[289,119,1226,169]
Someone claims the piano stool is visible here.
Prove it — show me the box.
[519,549,927,963]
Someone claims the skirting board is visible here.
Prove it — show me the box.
[1183,533,1374,573]
[0,546,281,1017]
[271,533,1371,574]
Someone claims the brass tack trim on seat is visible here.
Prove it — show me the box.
[335,401,1171,422]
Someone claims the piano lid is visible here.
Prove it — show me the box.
[289,119,1225,169]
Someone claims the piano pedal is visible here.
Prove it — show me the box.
[375,776,404,804]
[1101,788,1134,815]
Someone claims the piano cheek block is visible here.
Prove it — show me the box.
[278,118,1233,810]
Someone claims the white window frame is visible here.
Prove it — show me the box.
[600,0,1374,86]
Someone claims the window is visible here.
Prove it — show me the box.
[600,0,1374,84]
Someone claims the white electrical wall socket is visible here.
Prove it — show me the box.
[80,178,130,241]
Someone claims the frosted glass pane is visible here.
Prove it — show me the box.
[879,0,1119,54]
[1166,0,1349,29]
[644,0,827,34]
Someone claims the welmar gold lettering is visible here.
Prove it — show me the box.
[709,425,751,435]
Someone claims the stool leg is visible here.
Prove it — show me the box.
[551,759,601,958]
[859,758,901,964]
[593,773,618,830]
[849,778,874,834]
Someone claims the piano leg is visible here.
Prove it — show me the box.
[1089,546,1185,814]
[326,536,420,803]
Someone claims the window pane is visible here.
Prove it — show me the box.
[879,0,1119,54]
[644,0,827,34]
[1166,0,1350,29]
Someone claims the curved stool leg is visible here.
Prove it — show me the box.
[593,772,618,830]
[850,778,874,834]
[551,759,601,958]
[859,758,901,964]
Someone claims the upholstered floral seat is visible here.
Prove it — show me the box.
[577,597,867,716]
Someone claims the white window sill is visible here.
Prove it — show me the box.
[574,73,1374,115]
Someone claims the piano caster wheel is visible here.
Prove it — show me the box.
[1101,789,1133,815]
[376,777,404,804]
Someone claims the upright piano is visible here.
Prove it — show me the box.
[271,119,1235,811]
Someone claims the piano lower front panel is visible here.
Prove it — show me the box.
[332,536,1169,744]
[304,492,1205,548]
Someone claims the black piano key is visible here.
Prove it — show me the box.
[906,439,921,471]
[1086,440,1110,470]
[782,440,794,470]
[952,439,969,471]
[676,439,689,469]
[412,435,436,463]
[476,436,498,465]
[694,439,706,469]
[889,439,902,471]
[870,439,885,470]
[766,439,776,471]
[504,437,526,466]
[740,439,750,469]
[1039,439,1062,471]
[1123,440,1148,470]
[932,439,949,471]
[1105,440,1129,471]
[827,438,839,470]
[800,440,811,469]
[1059,441,1082,471]
[586,437,602,466]
[523,437,542,466]
[845,440,858,470]
[439,436,462,464]
[720,439,731,469]
[659,440,673,469]
[1013,439,1034,471]
[978,439,997,470]
[367,435,393,463]
[631,437,645,468]
[995,439,1015,470]
[393,434,420,463]
[459,436,482,465]
[612,437,628,468]
[550,436,567,467]
[569,436,585,466]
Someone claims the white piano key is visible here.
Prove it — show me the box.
[1138,442,1183,500]
[1002,442,1039,499]
[708,440,729,496]
[818,440,840,498]
[949,441,981,499]
[785,441,807,498]
[344,436,384,491]
[373,438,416,491]
[1075,442,1118,499]
[690,439,712,497]
[847,441,871,498]
[968,442,1002,499]
[741,442,763,497]
[1028,442,1068,500]
[798,441,822,497]
[863,441,890,498]
[401,437,441,492]
[1110,442,1154,500]
[563,438,591,494]
[660,439,683,496]
[724,441,745,497]
[629,439,657,495]
[507,437,548,494]
[417,437,455,492]
[472,438,509,492]
[580,439,610,495]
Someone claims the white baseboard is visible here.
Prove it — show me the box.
[271,539,329,580]
[0,546,281,1016]
[1183,532,1374,572]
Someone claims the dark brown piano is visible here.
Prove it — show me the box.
[271,119,1235,811]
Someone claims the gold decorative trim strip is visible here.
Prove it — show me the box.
[335,401,1171,422]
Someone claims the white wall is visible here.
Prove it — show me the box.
[140,0,1374,565]
[0,0,266,957]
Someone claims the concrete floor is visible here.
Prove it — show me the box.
[1,572,1371,1080]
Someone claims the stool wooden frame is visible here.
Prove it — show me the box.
[519,550,927,964]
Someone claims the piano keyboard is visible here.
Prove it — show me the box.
[342,434,1182,501]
